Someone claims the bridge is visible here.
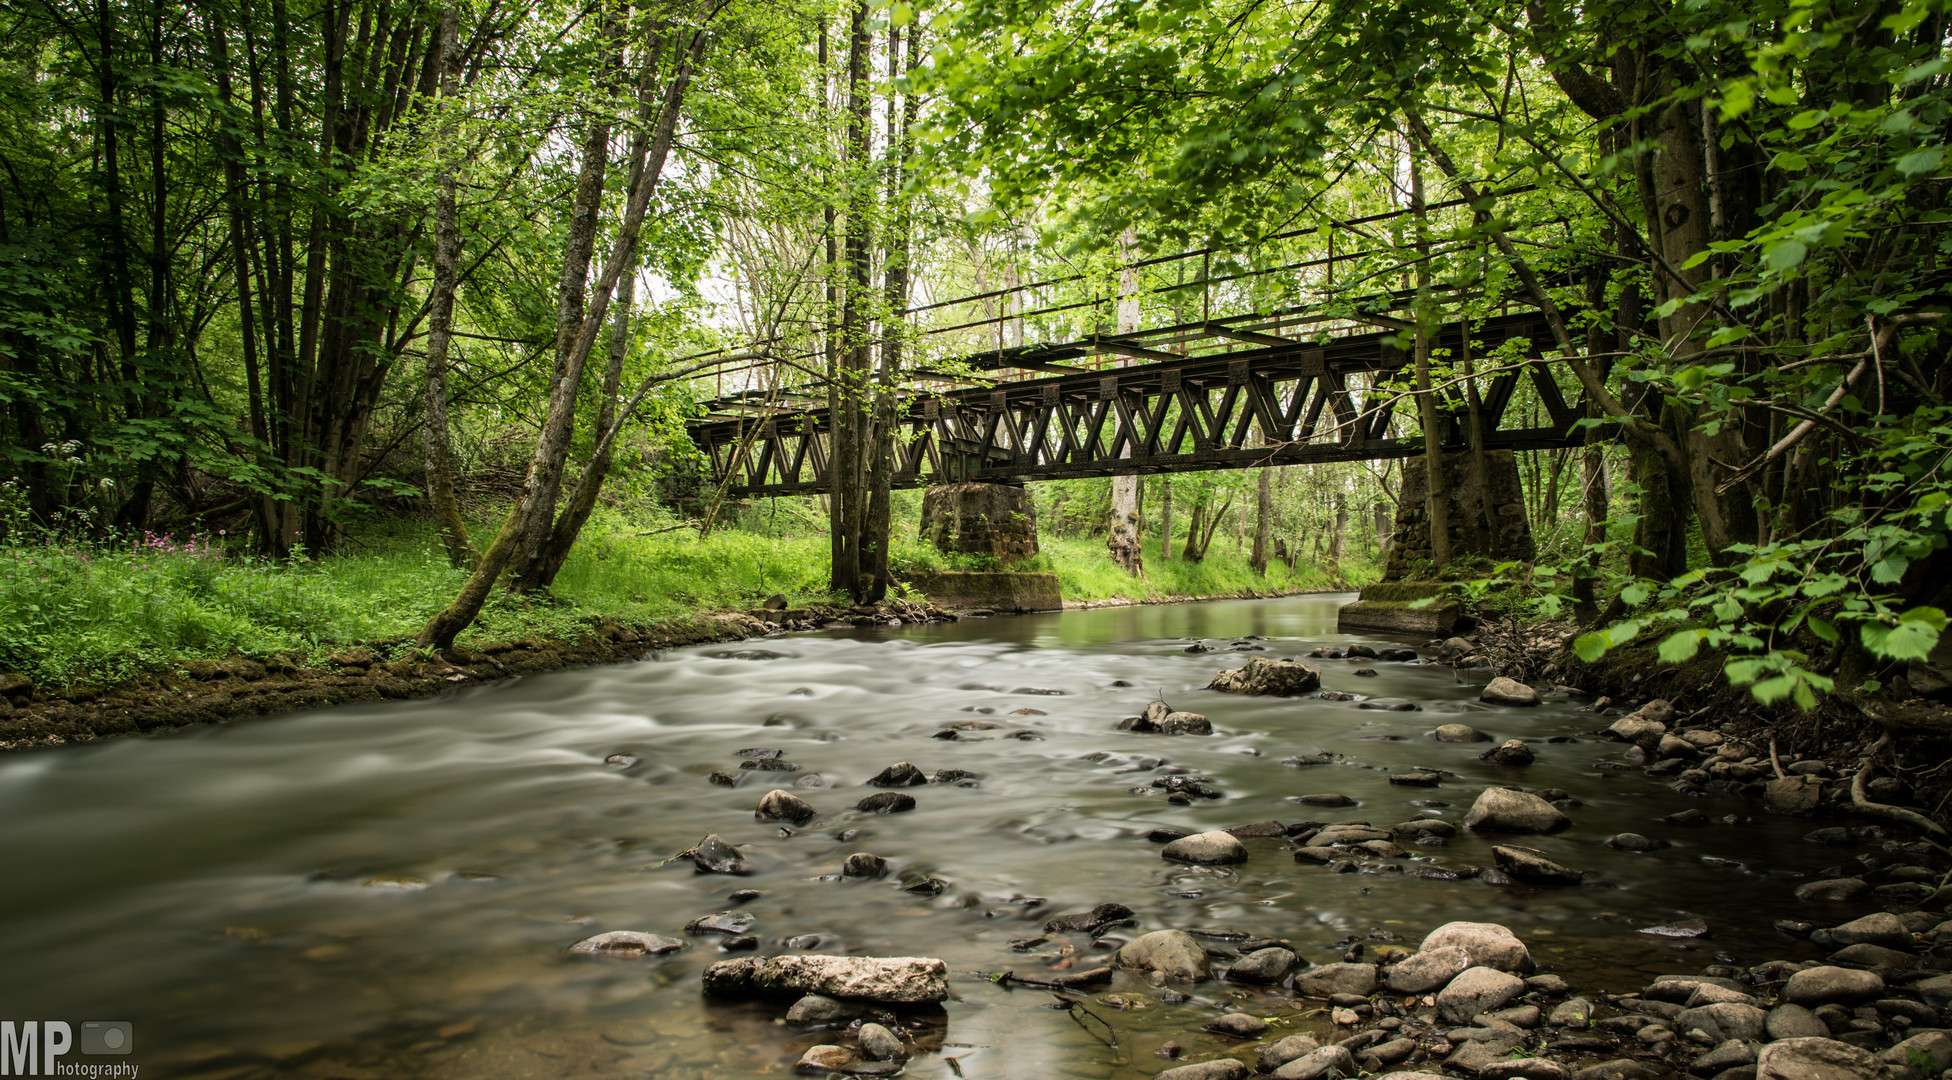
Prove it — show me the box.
[683,201,1602,498]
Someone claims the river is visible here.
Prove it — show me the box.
[0,594,1833,1078]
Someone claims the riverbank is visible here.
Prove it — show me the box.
[0,517,1375,750]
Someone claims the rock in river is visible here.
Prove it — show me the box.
[1755,1037,1881,1080]
[569,930,685,956]
[1161,830,1248,865]
[1438,966,1529,1023]
[756,789,817,824]
[1480,677,1540,707]
[1420,921,1533,972]
[1436,723,1491,743]
[841,853,888,878]
[1480,739,1536,766]
[856,792,916,814]
[1128,702,1214,735]
[702,954,949,1003]
[1781,966,1884,1006]
[1387,944,1472,993]
[1157,1061,1251,1080]
[1044,903,1135,934]
[1225,946,1299,984]
[1207,656,1323,696]
[691,833,749,875]
[1492,845,1582,886]
[867,762,927,787]
[1114,929,1212,982]
[1293,961,1379,998]
[1465,787,1570,833]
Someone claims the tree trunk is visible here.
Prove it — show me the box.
[827,0,873,600]
[422,4,474,569]
[1408,141,1451,569]
[1159,479,1173,560]
[1106,230,1143,574]
[1250,453,1271,575]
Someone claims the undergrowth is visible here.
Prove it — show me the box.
[0,504,1377,689]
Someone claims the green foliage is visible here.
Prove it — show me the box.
[1571,408,1952,707]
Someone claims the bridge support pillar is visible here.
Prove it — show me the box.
[919,482,1040,562]
[1340,450,1535,637]
[1383,449,1536,577]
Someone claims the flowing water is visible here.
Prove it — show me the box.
[0,594,1837,1079]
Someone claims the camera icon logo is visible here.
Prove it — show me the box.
[80,1022,133,1055]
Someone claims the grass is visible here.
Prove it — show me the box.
[0,508,1380,689]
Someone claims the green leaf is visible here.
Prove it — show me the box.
[1621,583,1649,606]
[1765,241,1807,271]
[1573,632,1607,663]
[1658,630,1704,663]
[1861,612,1941,661]
[1808,616,1838,643]
[1896,147,1944,178]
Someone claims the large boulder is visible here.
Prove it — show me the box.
[1292,962,1379,998]
[1673,1002,1768,1043]
[1437,966,1529,1023]
[1388,945,1473,993]
[1420,922,1533,973]
[1161,830,1248,865]
[1114,929,1212,982]
[1781,966,1885,1006]
[1755,1038,1881,1080]
[1207,657,1322,696]
[1466,788,1571,833]
[1481,678,1540,707]
[1814,912,1911,949]
[702,955,948,1003]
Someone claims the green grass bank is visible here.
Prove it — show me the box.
[0,511,1377,694]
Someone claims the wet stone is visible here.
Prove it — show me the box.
[1391,771,1444,786]
[1043,903,1135,934]
[569,930,685,956]
[1225,946,1299,984]
[1161,830,1248,865]
[692,834,749,875]
[685,911,755,935]
[841,853,887,878]
[856,792,916,815]
[1480,739,1537,766]
[867,762,927,787]
[1436,724,1491,743]
[1296,793,1356,807]
[741,758,800,771]
[1608,832,1668,851]
[1466,787,1571,833]
[757,789,818,824]
[1481,678,1541,707]
[1205,1012,1270,1038]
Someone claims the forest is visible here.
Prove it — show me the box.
[0,0,1945,721]
[6,0,1952,1075]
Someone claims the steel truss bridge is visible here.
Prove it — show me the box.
[684,202,1602,498]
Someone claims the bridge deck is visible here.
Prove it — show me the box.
[686,307,1597,498]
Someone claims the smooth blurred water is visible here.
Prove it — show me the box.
[0,594,1831,1078]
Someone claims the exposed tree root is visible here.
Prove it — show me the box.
[1853,734,1952,852]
